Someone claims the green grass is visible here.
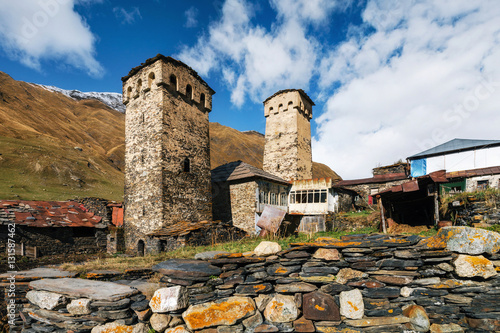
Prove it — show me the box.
[339,210,374,218]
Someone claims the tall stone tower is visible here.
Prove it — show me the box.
[263,89,314,181]
[122,55,215,255]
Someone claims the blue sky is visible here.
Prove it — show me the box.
[1,0,499,179]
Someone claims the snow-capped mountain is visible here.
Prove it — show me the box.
[35,84,126,113]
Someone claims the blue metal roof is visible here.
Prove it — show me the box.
[408,138,500,160]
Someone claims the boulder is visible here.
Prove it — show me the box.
[313,248,341,261]
[26,290,67,310]
[429,323,465,333]
[254,241,282,256]
[150,286,189,313]
[335,268,368,284]
[454,254,497,279]
[91,322,134,333]
[339,289,364,319]
[403,305,430,332]
[164,326,190,333]
[67,298,92,315]
[153,259,221,278]
[264,294,299,323]
[182,296,256,330]
[303,291,340,321]
[150,313,171,332]
[419,226,500,255]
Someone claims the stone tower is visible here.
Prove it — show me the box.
[263,89,313,181]
[122,55,215,255]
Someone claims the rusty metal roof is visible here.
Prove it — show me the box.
[0,200,102,227]
[211,160,290,185]
[336,173,408,186]
[446,165,500,179]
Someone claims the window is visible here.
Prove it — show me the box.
[477,180,489,190]
[170,75,177,91]
[264,192,269,204]
[287,101,293,110]
[278,104,283,113]
[148,72,155,89]
[186,84,193,100]
[320,189,327,203]
[136,79,142,93]
[290,189,328,204]
[260,190,266,204]
[200,93,206,108]
[270,193,276,205]
[183,158,190,172]
[137,240,145,257]
[126,86,132,99]
[290,192,295,204]
[280,193,287,206]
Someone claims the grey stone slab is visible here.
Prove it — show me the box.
[0,268,77,281]
[153,259,221,277]
[194,251,230,260]
[30,278,138,301]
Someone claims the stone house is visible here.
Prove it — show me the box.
[211,160,290,234]
[122,55,215,255]
[0,199,122,256]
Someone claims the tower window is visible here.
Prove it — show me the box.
[183,157,190,172]
[126,86,132,99]
[278,104,283,113]
[200,93,206,108]
[170,75,177,91]
[287,101,293,110]
[148,72,155,89]
[136,79,142,92]
[186,84,193,100]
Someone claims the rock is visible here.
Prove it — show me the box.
[403,305,430,332]
[91,322,134,333]
[420,226,500,255]
[92,298,131,310]
[267,264,301,276]
[293,317,315,332]
[400,287,413,297]
[302,291,340,321]
[164,326,190,333]
[443,294,472,305]
[153,259,222,278]
[26,290,67,310]
[466,317,500,331]
[347,280,385,288]
[96,308,131,320]
[275,282,317,293]
[66,298,92,315]
[242,311,263,329]
[29,278,138,301]
[373,275,413,286]
[413,277,441,285]
[217,324,244,332]
[130,299,149,311]
[254,324,279,332]
[264,294,299,323]
[344,316,410,327]
[235,283,272,295]
[362,287,400,299]
[313,248,341,261]
[150,313,171,332]
[254,294,272,312]
[339,289,364,319]
[150,286,189,313]
[335,268,368,284]
[134,307,152,321]
[195,251,230,260]
[182,296,256,330]
[254,241,282,256]
[0,267,77,281]
[454,254,496,279]
[169,316,184,327]
[436,263,454,272]
[132,323,150,333]
[429,323,464,332]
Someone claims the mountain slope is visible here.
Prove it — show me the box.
[0,72,340,201]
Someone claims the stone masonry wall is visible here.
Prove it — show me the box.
[263,90,313,181]
[14,227,500,333]
[122,56,214,254]
[230,181,258,234]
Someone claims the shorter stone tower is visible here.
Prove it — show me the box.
[122,55,215,255]
[263,89,314,181]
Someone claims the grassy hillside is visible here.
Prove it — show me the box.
[0,72,340,201]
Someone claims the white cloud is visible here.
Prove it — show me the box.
[177,0,343,106]
[184,6,198,28]
[314,0,500,179]
[113,6,142,25]
[0,0,103,77]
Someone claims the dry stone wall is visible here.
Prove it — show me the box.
[230,181,258,234]
[7,227,500,333]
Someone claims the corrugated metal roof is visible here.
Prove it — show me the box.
[408,138,500,160]
[336,173,408,186]
[211,160,290,185]
[446,165,500,179]
[0,200,102,227]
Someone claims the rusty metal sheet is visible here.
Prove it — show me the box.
[402,180,419,192]
[257,206,287,234]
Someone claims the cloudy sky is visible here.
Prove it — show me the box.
[0,0,499,179]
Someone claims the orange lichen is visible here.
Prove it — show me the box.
[276,267,288,274]
[315,304,326,311]
[253,285,267,292]
[149,294,160,309]
[388,309,393,313]
[183,299,255,330]
[347,301,358,311]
